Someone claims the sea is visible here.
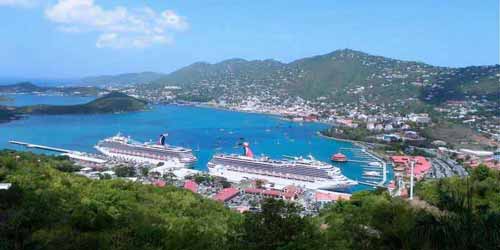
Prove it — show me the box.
[0,94,393,192]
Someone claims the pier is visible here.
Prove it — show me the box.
[9,140,72,153]
[340,147,388,187]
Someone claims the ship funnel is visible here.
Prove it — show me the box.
[242,142,254,158]
[158,133,168,145]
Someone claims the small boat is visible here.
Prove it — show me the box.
[369,162,382,167]
[363,171,381,177]
[331,153,348,162]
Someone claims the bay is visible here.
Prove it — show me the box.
[0,94,393,191]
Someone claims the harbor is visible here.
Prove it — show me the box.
[9,135,390,192]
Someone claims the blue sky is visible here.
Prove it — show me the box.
[0,0,498,78]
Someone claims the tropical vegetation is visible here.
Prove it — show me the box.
[0,150,498,250]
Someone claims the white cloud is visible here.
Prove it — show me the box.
[45,0,188,49]
[0,0,39,7]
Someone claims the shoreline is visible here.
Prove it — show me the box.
[316,131,366,147]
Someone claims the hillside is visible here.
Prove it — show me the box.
[0,82,45,92]
[140,49,499,105]
[0,82,104,96]
[16,92,147,115]
[80,72,166,87]
[1,151,498,250]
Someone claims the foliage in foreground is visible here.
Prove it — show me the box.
[0,150,499,250]
[0,151,239,250]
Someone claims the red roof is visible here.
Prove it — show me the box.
[244,188,296,199]
[214,187,240,202]
[390,156,431,180]
[315,191,351,202]
[183,180,198,193]
[154,180,166,187]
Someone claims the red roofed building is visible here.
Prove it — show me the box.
[153,180,166,187]
[183,180,198,193]
[315,191,351,203]
[244,187,298,200]
[390,156,431,180]
[214,187,240,202]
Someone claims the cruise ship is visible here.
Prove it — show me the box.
[95,133,196,167]
[208,143,357,190]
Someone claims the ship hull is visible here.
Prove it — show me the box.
[208,163,357,190]
[95,146,187,168]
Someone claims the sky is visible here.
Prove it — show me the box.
[0,0,498,78]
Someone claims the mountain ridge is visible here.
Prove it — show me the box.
[139,49,498,105]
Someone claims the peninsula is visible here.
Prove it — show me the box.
[15,92,147,115]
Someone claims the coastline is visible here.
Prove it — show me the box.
[316,131,389,162]
[316,131,366,147]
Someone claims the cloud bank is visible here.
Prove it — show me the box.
[44,0,188,48]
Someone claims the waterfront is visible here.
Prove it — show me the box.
[0,94,392,191]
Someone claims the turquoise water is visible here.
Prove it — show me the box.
[0,95,392,192]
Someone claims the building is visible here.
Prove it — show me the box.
[408,113,431,124]
[314,191,351,204]
[390,156,431,180]
[183,180,199,193]
[214,187,240,202]
[243,187,298,200]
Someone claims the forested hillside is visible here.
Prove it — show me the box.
[1,151,499,250]
[139,49,499,105]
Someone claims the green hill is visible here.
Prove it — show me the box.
[142,49,499,105]
[1,151,498,250]
[17,92,147,115]
[80,72,166,87]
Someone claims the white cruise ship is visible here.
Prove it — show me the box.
[208,142,357,190]
[95,133,196,167]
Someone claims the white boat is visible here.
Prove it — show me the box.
[363,171,381,177]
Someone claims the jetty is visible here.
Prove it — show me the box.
[9,140,72,153]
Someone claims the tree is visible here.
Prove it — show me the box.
[162,171,177,184]
[241,199,320,250]
[114,165,136,177]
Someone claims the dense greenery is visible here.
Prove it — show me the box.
[16,92,147,115]
[1,150,499,250]
[0,151,239,250]
[321,126,373,142]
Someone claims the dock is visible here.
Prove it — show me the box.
[9,140,72,153]
[339,147,388,187]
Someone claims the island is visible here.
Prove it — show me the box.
[15,92,148,115]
